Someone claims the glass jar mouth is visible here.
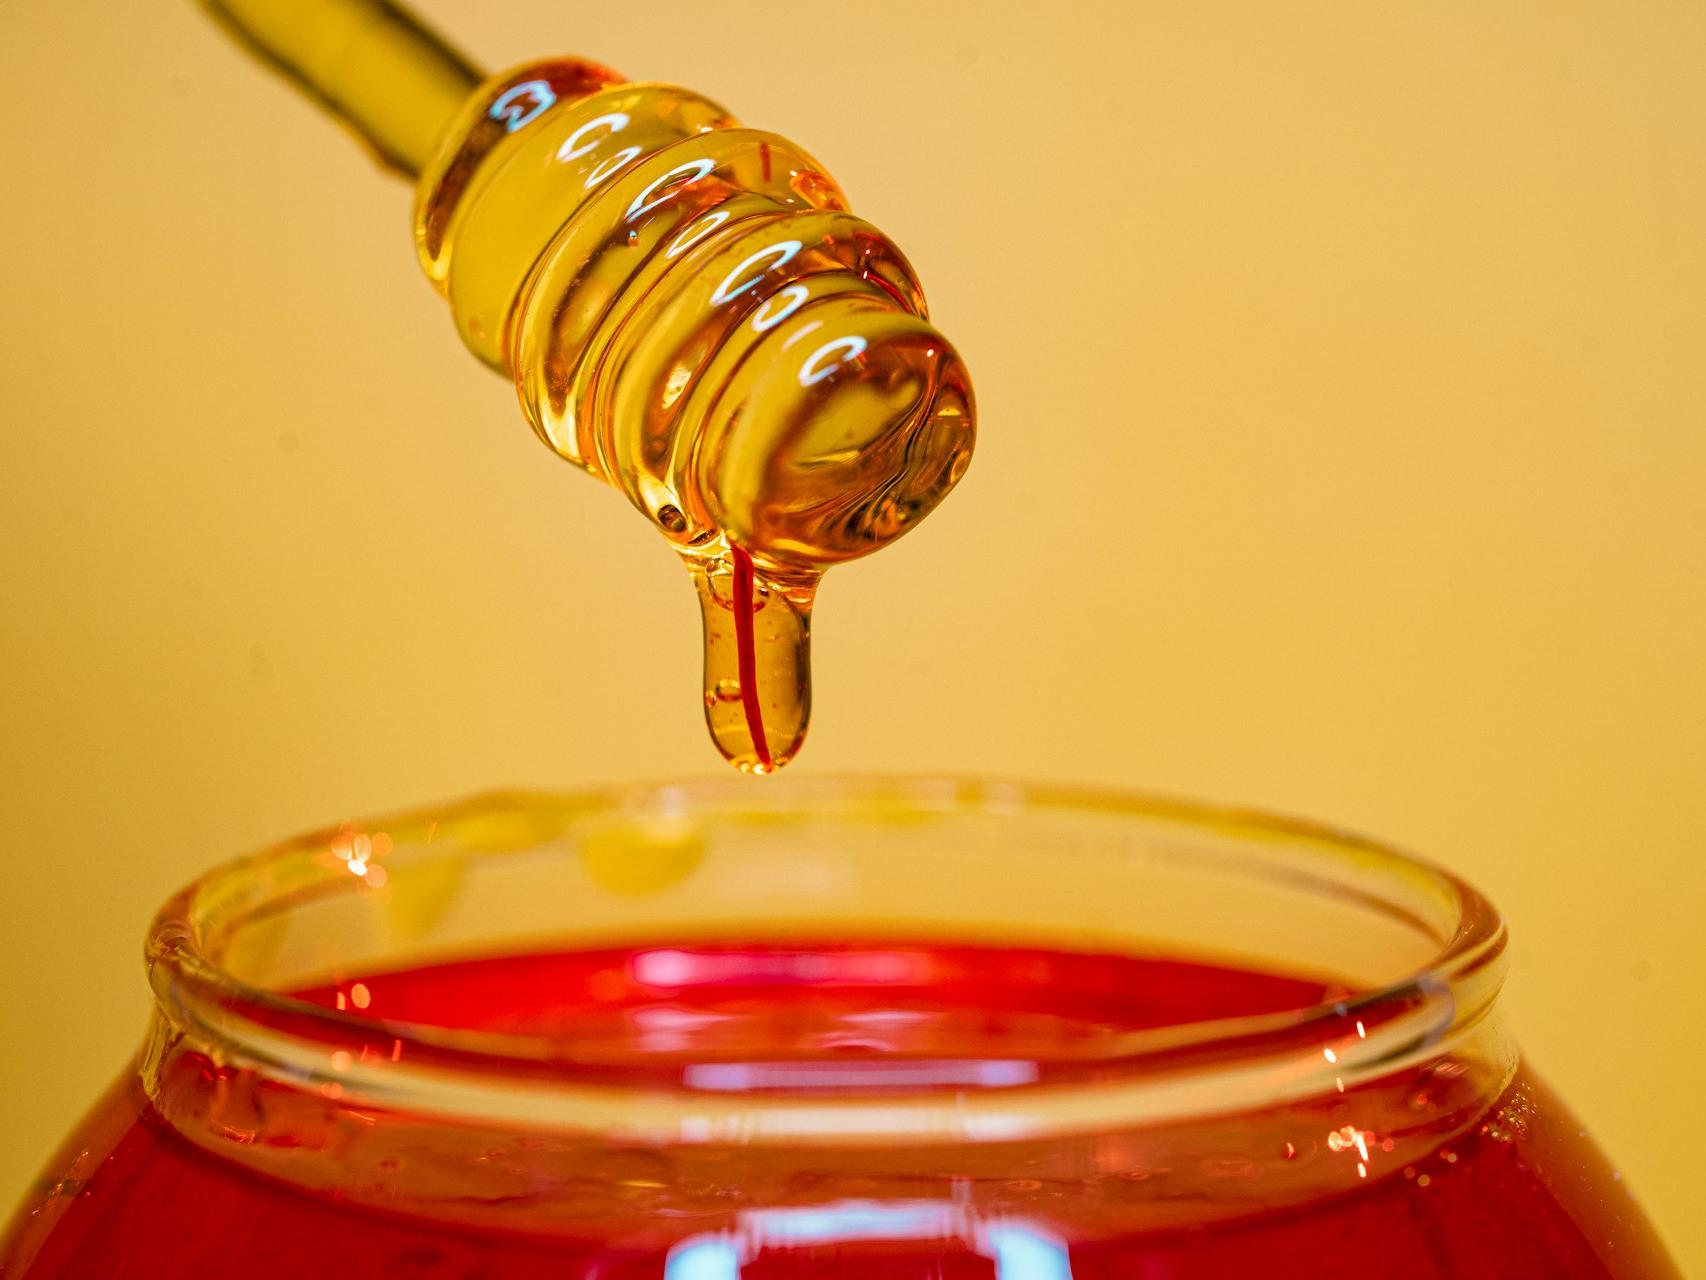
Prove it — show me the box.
[144,776,1509,1145]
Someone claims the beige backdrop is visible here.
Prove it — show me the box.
[2,0,1703,1268]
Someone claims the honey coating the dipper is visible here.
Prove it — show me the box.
[415,62,975,771]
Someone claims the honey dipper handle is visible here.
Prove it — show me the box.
[199,0,482,177]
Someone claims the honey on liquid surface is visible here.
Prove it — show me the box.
[203,0,976,772]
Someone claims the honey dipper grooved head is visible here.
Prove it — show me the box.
[413,59,977,773]
[414,60,975,573]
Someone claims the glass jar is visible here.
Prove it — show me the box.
[0,778,1679,1277]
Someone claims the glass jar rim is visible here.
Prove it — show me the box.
[144,776,1510,1145]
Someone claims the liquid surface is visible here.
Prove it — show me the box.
[1,942,1677,1277]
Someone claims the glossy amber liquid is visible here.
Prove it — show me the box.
[201,1,976,773]
[417,64,974,772]
[0,942,1677,1277]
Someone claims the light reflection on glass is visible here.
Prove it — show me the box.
[627,158,718,223]
[329,826,392,880]
[664,1235,740,1280]
[585,145,643,190]
[711,241,803,305]
[667,208,730,259]
[753,1203,956,1246]
[683,1060,1039,1090]
[1327,1123,1378,1182]
[984,1222,1074,1280]
[489,80,556,132]
[556,112,630,163]
[632,947,924,987]
[662,1204,1072,1280]
[751,283,809,333]
[781,319,823,351]
[799,335,867,387]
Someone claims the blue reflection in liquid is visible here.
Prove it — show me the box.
[663,1203,1072,1280]
[628,158,719,223]
[984,1222,1074,1280]
[799,335,867,387]
[711,241,804,306]
[666,1236,742,1280]
[489,80,555,132]
[556,112,630,163]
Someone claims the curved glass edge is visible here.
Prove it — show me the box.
[142,776,1516,1146]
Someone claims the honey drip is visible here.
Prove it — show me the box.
[689,546,813,772]
[201,1,976,772]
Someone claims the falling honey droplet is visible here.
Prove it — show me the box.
[687,549,814,773]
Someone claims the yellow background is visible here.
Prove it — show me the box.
[2,0,1702,1267]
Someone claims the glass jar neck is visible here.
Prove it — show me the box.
[138,778,1516,1233]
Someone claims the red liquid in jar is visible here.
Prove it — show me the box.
[1,943,1677,1277]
